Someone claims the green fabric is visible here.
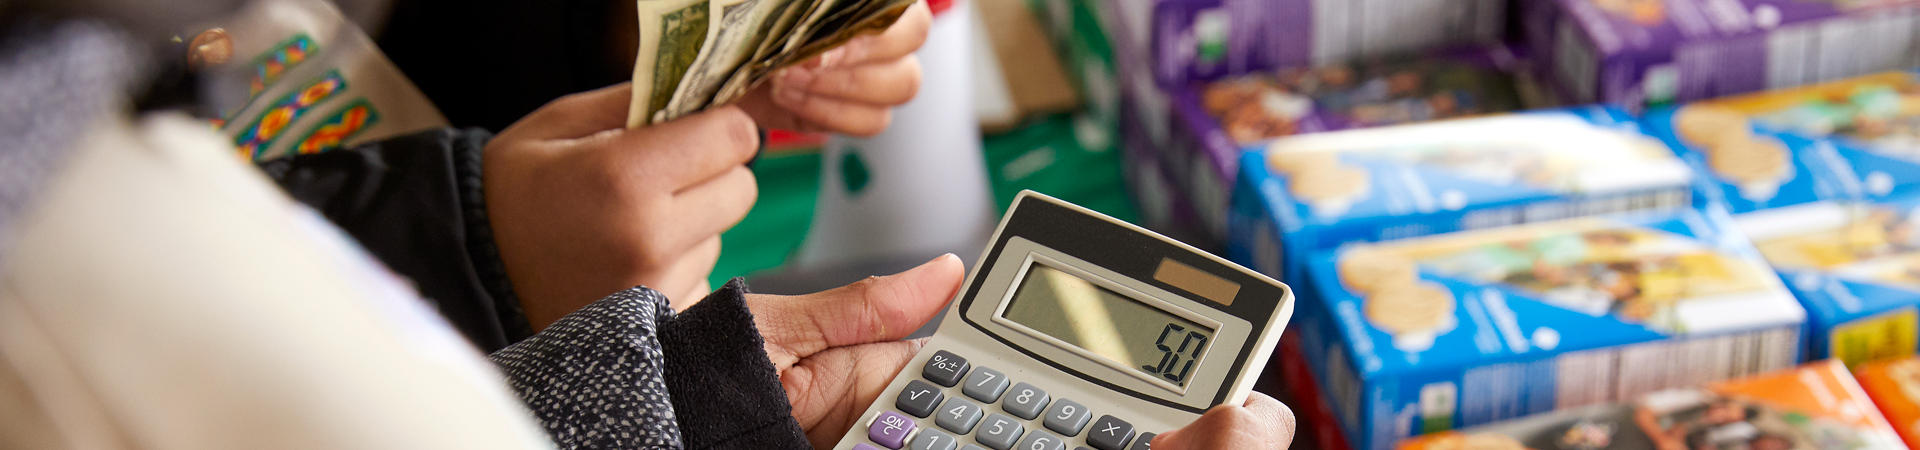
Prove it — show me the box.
[708,113,1139,287]
[710,151,821,287]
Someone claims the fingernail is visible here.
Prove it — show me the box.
[779,68,815,90]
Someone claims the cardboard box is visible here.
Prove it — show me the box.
[1296,211,1808,450]
[1636,74,1920,366]
[1856,356,1920,450]
[1730,197,1920,368]
[1158,46,1532,243]
[1227,107,1696,283]
[1147,0,1508,87]
[1523,0,1920,107]
[1638,70,1920,212]
[1398,360,1904,450]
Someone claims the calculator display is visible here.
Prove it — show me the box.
[1000,263,1216,387]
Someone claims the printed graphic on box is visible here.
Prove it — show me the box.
[1524,0,1920,107]
[1226,108,1694,284]
[1294,211,1807,450]
[1855,356,1920,450]
[1196,51,1526,146]
[1149,0,1507,87]
[1733,197,1920,366]
[1399,360,1904,450]
[1162,47,1529,243]
[1643,77,1920,215]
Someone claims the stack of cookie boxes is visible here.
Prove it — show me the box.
[1643,70,1920,369]
[1028,0,1523,247]
[1150,46,1540,246]
[1395,360,1906,450]
[1226,105,1817,450]
[1522,0,1920,108]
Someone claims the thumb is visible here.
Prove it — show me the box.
[751,253,964,361]
[1154,392,1295,450]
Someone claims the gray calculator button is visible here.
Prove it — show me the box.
[912,428,960,450]
[923,351,970,387]
[1000,382,1049,420]
[1126,433,1154,450]
[1015,430,1066,450]
[1086,415,1134,450]
[963,367,1010,402]
[897,380,945,418]
[1040,398,1090,436]
[936,397,984,434]
[975,413,1024,450]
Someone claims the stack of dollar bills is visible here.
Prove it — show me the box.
[626,0,918,127]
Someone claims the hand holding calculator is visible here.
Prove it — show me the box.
[830,192,1294,450]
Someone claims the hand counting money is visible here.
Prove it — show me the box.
[626,0,918,127]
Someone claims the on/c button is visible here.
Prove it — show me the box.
[869,411,918,449]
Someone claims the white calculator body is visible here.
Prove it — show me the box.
[831,191,1294,450]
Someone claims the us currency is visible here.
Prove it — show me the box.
[629,0,917,127]
[628,0,712,128]
[656,0,793,122]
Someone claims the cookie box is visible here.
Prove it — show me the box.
[1522,0,1920,108]
[1397,360,1904,450]
[1640,70,1920,213]
[1293,210,1809,450]
[1226,106,1696,284]
[1856,356,1920,450]
[1730,194,1920,367]
[1155,45,1531,243]
[1148,0,1507,87]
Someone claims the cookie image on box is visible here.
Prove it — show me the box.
[1705,135,1793,202]
[1423,433,1532,450]
[1288,163,1372,218]
[1340,247,1420,295]
[1267,149,1341,174]
[1364,280,1458,352]
[1673,104,1754,148]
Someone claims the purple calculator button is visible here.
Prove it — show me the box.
[854,444,884,450]
[870,411,917,448]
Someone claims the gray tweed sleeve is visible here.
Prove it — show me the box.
[490,287,684,450]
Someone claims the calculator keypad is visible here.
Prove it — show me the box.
[898,380,945,418]
[1001,383,1050,420]
[1015,430,1066,450]
[861,351,1161,450]
[963,367,1010,402]
[1127,433,1155,450]
[913,428,960,450]
[871,411,918,449]
[1041,398,1091,436]
[924,351,970,387]
[936,398,984,434]
[1085,416,1134,450]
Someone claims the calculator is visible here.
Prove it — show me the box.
[830,191,1294,450]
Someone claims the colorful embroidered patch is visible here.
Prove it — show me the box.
[295,100,380,155]
[249,35,316,97]
[234,71,346,159]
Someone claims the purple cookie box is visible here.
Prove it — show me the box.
[1524,0,1920,107]
[1145,45,1532,243]
[1148,0,1509,88]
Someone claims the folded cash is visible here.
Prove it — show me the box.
[627,0,917,127]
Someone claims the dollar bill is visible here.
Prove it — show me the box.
[628,0,712,128]
[627,0,916,127]
[658,0,793,122]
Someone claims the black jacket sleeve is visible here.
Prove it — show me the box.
[257,128,532,353]
[489,279,812,450]
[659,279,813,450]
